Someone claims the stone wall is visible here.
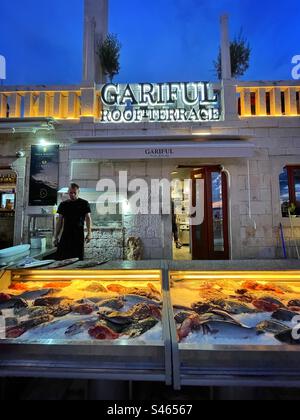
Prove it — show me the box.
[70,159,174,260]
[85,228,124,260]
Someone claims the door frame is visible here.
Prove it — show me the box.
[191,166,230,260]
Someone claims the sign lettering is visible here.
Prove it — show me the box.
[99,82,221,123]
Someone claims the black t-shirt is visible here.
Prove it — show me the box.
[58,198,91,231]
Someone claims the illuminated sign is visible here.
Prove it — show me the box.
[99,82,221,123]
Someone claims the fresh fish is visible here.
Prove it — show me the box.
[82,283,107,293]
[288,300,300,307]
[96,319,129,334]
[50,304,72,318]
[122,318,159,338]
[34,297,72,307]
[241,281,286,295]
[71,304,95,315]
[201,309,253,329]
[123,294,162,307]
[97,297,125,310]
[191,302,213,314]
[253,297,284,313]
[288,306,300,313]
[256,320,289,335]
[232,292,253,304]
[5,317,18,328]
[99,303,162,326]
[0,298,28,310]
[210,299,256,315]
[275,329,300,345]
[88,324,119,340]
[177,314,211,342]
[99,312,132,326]
[5,326,26,339]
[175,311,195,324]
[43,282,72,289]
[6,314,54,338]
[0,293,12,303]
[14,306,52,319]
[65,318,98,337]
[272,309,300,322]
[17,288,58,301]
[107,284,161,301]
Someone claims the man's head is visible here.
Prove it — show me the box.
[68,183,80,201]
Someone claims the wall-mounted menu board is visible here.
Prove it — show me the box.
[29,145,59,206]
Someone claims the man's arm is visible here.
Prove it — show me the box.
[85,213,92,243]
[54,214,64,247]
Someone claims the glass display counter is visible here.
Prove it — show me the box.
[168,270,300,389]
[2,262,300,390]
[0,267,171,384]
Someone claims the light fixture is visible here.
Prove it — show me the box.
[192,132,212,136]
[38,138,49,146]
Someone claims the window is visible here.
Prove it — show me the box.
[280,166,300,217]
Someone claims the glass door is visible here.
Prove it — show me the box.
[191,166,229,260]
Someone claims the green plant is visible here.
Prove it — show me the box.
[214,30,251,80]
[98,34,121,82]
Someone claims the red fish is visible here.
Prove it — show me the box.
[44,282,71,289]
[177,314,204,342]
[0,293,11,303]
[242,281,284,295]
[9,283,28,291]
[287,306,300,312]
[88,325,119,340]
[6,326,26,339]
[72,304,94,315]
[107,284,127,293]
[252,299,281,312]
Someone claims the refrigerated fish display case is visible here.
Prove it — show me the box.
[168,269,300,389]
[0,267,172,384]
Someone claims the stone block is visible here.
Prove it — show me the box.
[100,163,115,177]
[71,162,99,180]
[238,175,247,191]
[151,248,163,259]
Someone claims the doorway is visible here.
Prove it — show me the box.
[171,166,229,260]
[191,166,229,260]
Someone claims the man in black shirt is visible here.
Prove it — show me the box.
[54,183,92,260]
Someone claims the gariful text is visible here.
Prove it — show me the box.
[100,82,221,123]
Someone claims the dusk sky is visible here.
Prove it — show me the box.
[0,0,299,86]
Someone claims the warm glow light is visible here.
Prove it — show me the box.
[170,271,300,282]
[192,132,212,136]
[11,269,162,282]
[26,274,160,280]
